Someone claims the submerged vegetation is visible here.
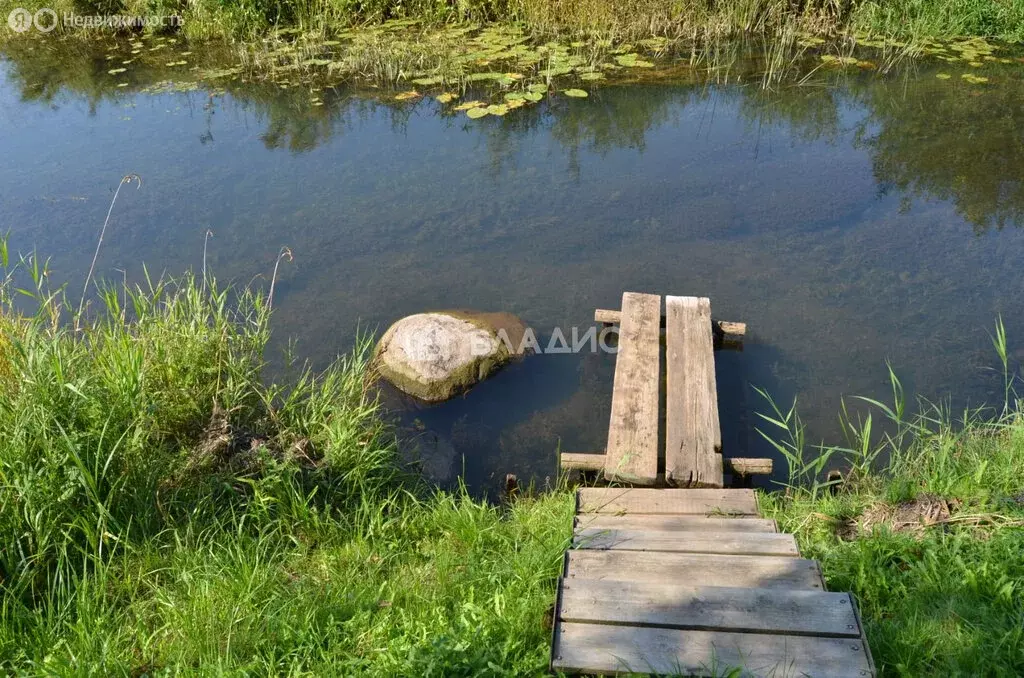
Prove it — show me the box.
[0,227,1021,672]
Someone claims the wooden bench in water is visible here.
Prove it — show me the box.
[559,292,771,486]
[550,487,876,677]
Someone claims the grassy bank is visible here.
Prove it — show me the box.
[0,237,1022,673]
[757,360,1024,674]
[2,0,1023,46]
[0,240,573,673]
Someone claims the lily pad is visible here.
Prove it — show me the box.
[935,73,951,80]
[615,53,654,68]
[527,83,548,93]
[108,68,127,75]
[436,92,458,104]
[523,91,544,102]
[563,88,588,98]
[466,107,489,119]
[454,100,485,110]
[485,104,509,116]
[579,72,605,81]
[395,90,421,101]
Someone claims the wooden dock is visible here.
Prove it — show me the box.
[551,488,875,676]
[560,293,770,486]
[549,293,874,677]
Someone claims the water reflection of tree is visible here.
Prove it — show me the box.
[851,71,1024,233]
[734,85,842,144]
[3,38,1023,232]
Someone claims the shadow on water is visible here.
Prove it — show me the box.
[2,38,1023,496]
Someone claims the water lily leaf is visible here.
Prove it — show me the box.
[504,92,526,101]
[523,91,544,102]
[412,76,443,86]
[563,88,588,98]
[527,83,548,93]
[108,68,127,75]
[579,72,605,80]
[961,74,989,84]
[464,72,507,82]
[466,107,489,119]
[485,104,509,116]
[505,99,525,110]
[453,100,485,110]
[935,73,951,79]
[540,66,573,78]
[968,61,983,67]
[436,92,458,104]
[394,90,421,101]
[820,55,858,66]
[615,53,653,68]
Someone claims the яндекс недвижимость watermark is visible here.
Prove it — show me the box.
[8,7,182,33]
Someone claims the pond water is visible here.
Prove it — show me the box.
[2,40,1023,496]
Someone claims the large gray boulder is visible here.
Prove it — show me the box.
[374,310,527,402]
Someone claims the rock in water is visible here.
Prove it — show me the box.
[374,310,527,402]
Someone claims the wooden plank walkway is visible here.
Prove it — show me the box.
[549,292,872,676]
[603,292,661,485]
[561,293,772,485]
[551,487,876,676]
[665,296,722,487]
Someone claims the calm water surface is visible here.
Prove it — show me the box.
[2,44,1023,495]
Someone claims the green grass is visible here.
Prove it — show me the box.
[0,233,1021,674]
[0,237,574,674]
[757,341,1024,675]
[1,0,1022,47]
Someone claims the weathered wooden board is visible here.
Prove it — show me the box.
[565,550,825,590]
[594,308,747,340]
[574,514,777,533]
[603,292,661,485]
[551,622,874,677]
[665,296,723,488]
[558,452,605,471]
[578,488,757,515]
[727,457,774,476]
[573,528,799,556]
[557,579,861,637]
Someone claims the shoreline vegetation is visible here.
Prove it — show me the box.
[0,239,1022,674]
[2,0,1023,44]
[1,0,1022,99]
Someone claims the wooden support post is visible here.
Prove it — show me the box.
[595,309,746,348]
[559,452,606,472]
[726,458,773,476]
